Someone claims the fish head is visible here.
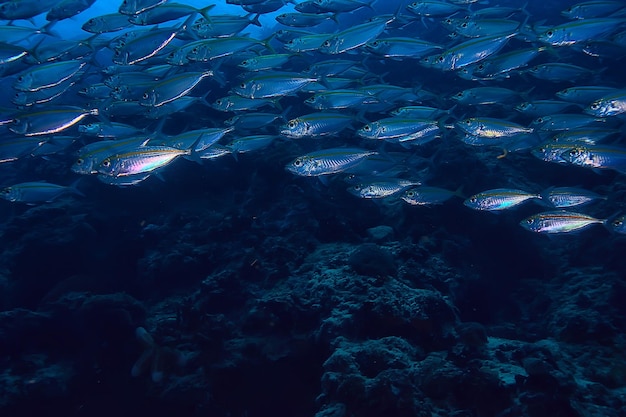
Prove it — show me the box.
[280,118,306,138]
[609,215,626,234]
[166,49,188,65]
[8,118,28,135]
[537,28,559,45]
[0,2,18,19]
[357,123,376,139]
[11,91,29,107]
[519,215,542,232]
[112,48,130,65]
[463,196,480,210]
[212,98,230,111]
[320,37,340,55]
[0,186,18,202]
[97,157,118,177]
[71,156,97,175]
[286,156,307,175]
[347,184,364,197]
[140,89,158,107]
[13,72,33,91]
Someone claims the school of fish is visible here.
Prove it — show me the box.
[1,0,626,235]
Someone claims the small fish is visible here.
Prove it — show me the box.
[275,12,336,27]
[129,3,214,25]
[348,179,421,199]
[401,186,461,206]
[456,117,533,138]
[13,60,86,92]
[119,0,168,15]
[515,100,581,117]
[0,181,83,204]
[561,144,626,173]
[82,13,135,33]
[526,63,593,82]
[10,106,99,137]
[286,148,377,176]
[234,72,318,99]
[425,32,516,71]
[280,112,353,138]
[97,146,191,178]
[140,71,214,107]
[537,18,625,46]
[540,187,607,208]
[520,211,606,233]
[320,19,388,54]
[406,0,466,17]
[78,122,144,139]
[584,89,626,117]
[608,214,626,234]
[530,114,606,131]
[47,0,97,21]
[562,1,626,19]
[225,135,278,154]
[464,188,541,211]
[304,89,378,110]
[365,37,442,59]
[556,85,619,104]
[238,54,294,72]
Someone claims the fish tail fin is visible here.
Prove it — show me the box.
[68,177,86,198]
[198,4,216,21]
[250,13,262,27]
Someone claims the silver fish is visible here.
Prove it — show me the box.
[520,211,606,233]
[286,148,377,176]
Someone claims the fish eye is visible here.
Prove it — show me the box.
[191,47,199,54]
[102,159,111,167]
[215,99,222,105]
[76,158,84,165]
[240,82,245,89]
[464,119,471,124]
[535,117,543,124]
[525,218,534,224]
[354,185,361,190]
[539,147,546,152]
[445,19,452,24]
[546,30,553,37]
[323,40,330,47]
[241,60,248,65]
[406,190,415,197]
[437,56,444,62]
[294,158,303,166]
[456,92,463,97]
[469,197,477,203]
[288,121,296,128]
[590,102,599,110]
[363,125,371,131]
[17,76,23,82]
[143,92,149,99]
[461,22,467,28]
[477,64,484,70]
